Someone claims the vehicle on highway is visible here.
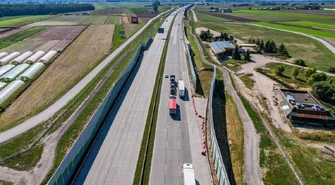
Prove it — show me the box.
[178,80,185,98]
[165,74,169,78]
[170,74,175,82]
[169,95,177,115]
[182,163,196,185]
[171,84,176,95]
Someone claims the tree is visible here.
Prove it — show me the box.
[328,67,335,73]
[291,67,299,79]
[155,1,161,6]
[229,35,234,41]
[199,31,208,41]
[232,46,241,60]
[308,72,327,84]
[273,66,285,76]
[244,50,251,61]
[278,43,290,58]
[312,81,335,101]
[259,40,264,50]
[264,40,270,53]
[304,68,316,78]
[295,59,306,66]
[153,3,158,13]
[270,40,277,53]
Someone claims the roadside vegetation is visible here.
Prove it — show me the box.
[0,26,46,50]
[280,21,335,31]
[111,24,127,51]
[224,92,244,185]
[0,180,13,185]
[239,73,255,89]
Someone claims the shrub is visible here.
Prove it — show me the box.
[295,59,306,67]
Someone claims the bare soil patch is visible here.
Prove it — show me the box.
[198,11,256,22]
[135,13,158,23]
[30,26,86,40]
[195,27,221,37]
[121,14,130,24]
[0,27,29,40]
[0,25,115,127]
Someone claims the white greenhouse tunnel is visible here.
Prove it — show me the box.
[0,52,9,59]
[11,51,33,65]
[38,50,57,64]
[0,64,30,82]
[19,62,45,81]
[0,52,21,66]
[0,80,24,105]
[26,51,45,64]
[0,82,6,91]
[0,65,15,76]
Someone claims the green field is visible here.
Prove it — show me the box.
[253,22,335,39]
[123,23,143,38]
[0,27,46,50]
[130,7,150,14]
[281,21,335,31]
[197,22,335,71]
[233,9,333,22]
[0,15,52,27]
[80,15,109,25]
[196,12,231,22]
[106,15,121,24]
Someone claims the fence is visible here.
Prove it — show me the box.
[47,37,151,185]
[183,33,197,91]
[209,66,230,185]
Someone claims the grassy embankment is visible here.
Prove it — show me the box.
[0,26,46,50]
[239,73,255,90]
[133,14,172,185]
[213,70,244,184]
[280,21,335,31]
[196,22,335,71]
[111,24,127,51]
[0,15,52,27]
[253,22,335,39]
[41,16,166,185]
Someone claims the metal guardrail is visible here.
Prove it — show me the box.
[209,66,230,185]
[47,38,151,185]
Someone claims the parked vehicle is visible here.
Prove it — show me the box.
[182,163,196,185]
[178,80,185,98]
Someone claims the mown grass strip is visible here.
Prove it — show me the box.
[0,26,46,49]
[253,22,335,39]
[133,13,175,185]
[111,24,127,51]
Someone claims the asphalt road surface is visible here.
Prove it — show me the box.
[150,9,211,185]
[0,10,170,144]
[71,10,177,185]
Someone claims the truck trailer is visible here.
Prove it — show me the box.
[178,80,185,98]
[169,95,177,115]
[182,163,196,185]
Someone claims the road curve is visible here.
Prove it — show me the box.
[0,10,170,144]
[250,23,335,55]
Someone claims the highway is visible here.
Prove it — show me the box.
[0,10,170,144]
[150,9,212,185]
[71,10,177,185]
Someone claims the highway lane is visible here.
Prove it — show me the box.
[72,10,178,185]
[0,10,171,144]
[150,9,212,185]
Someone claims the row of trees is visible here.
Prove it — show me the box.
[248,38,290,58]
[232,46,251,61]
[199,30,234,42]
[0,4,95,17]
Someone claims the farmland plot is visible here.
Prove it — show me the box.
[27,15,89,26]
[80,15,109,25]
[0,15,53,27]
[0,25,115,127]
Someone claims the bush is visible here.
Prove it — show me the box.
[328,67,335,73]
[308,72,327,84]
[272,66,285,76]
[312,81,335,101]
[304,68,316,78]
[295,59,306,67]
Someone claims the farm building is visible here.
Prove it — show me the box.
[38,50,57,64]
[210,41,236,55]
[0,64,30,82]
[26,51,45,64]
[275,89,335,128]
[0,52,21,66]
[19,62,45,81]
[0,80,24,105]
[11,51,33,65]
[0,52,8,59]
[0,65,15,76]
[0,82,6,91]
[237,43,258,48]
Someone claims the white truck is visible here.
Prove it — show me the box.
[182,163,196,185]
[178,80,185,98]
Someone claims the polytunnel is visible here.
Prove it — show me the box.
[11,51,33,65]
[0,80,24,105]
[0,64,30,82]
[0,64,15,76]
[0,52,21,66]
[38,50,57,64]
[0,52,8,59]
[19,62,45,81]
[26,51,45,64]
[0,82,6,91]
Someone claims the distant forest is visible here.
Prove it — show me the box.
[0,4,95,17]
